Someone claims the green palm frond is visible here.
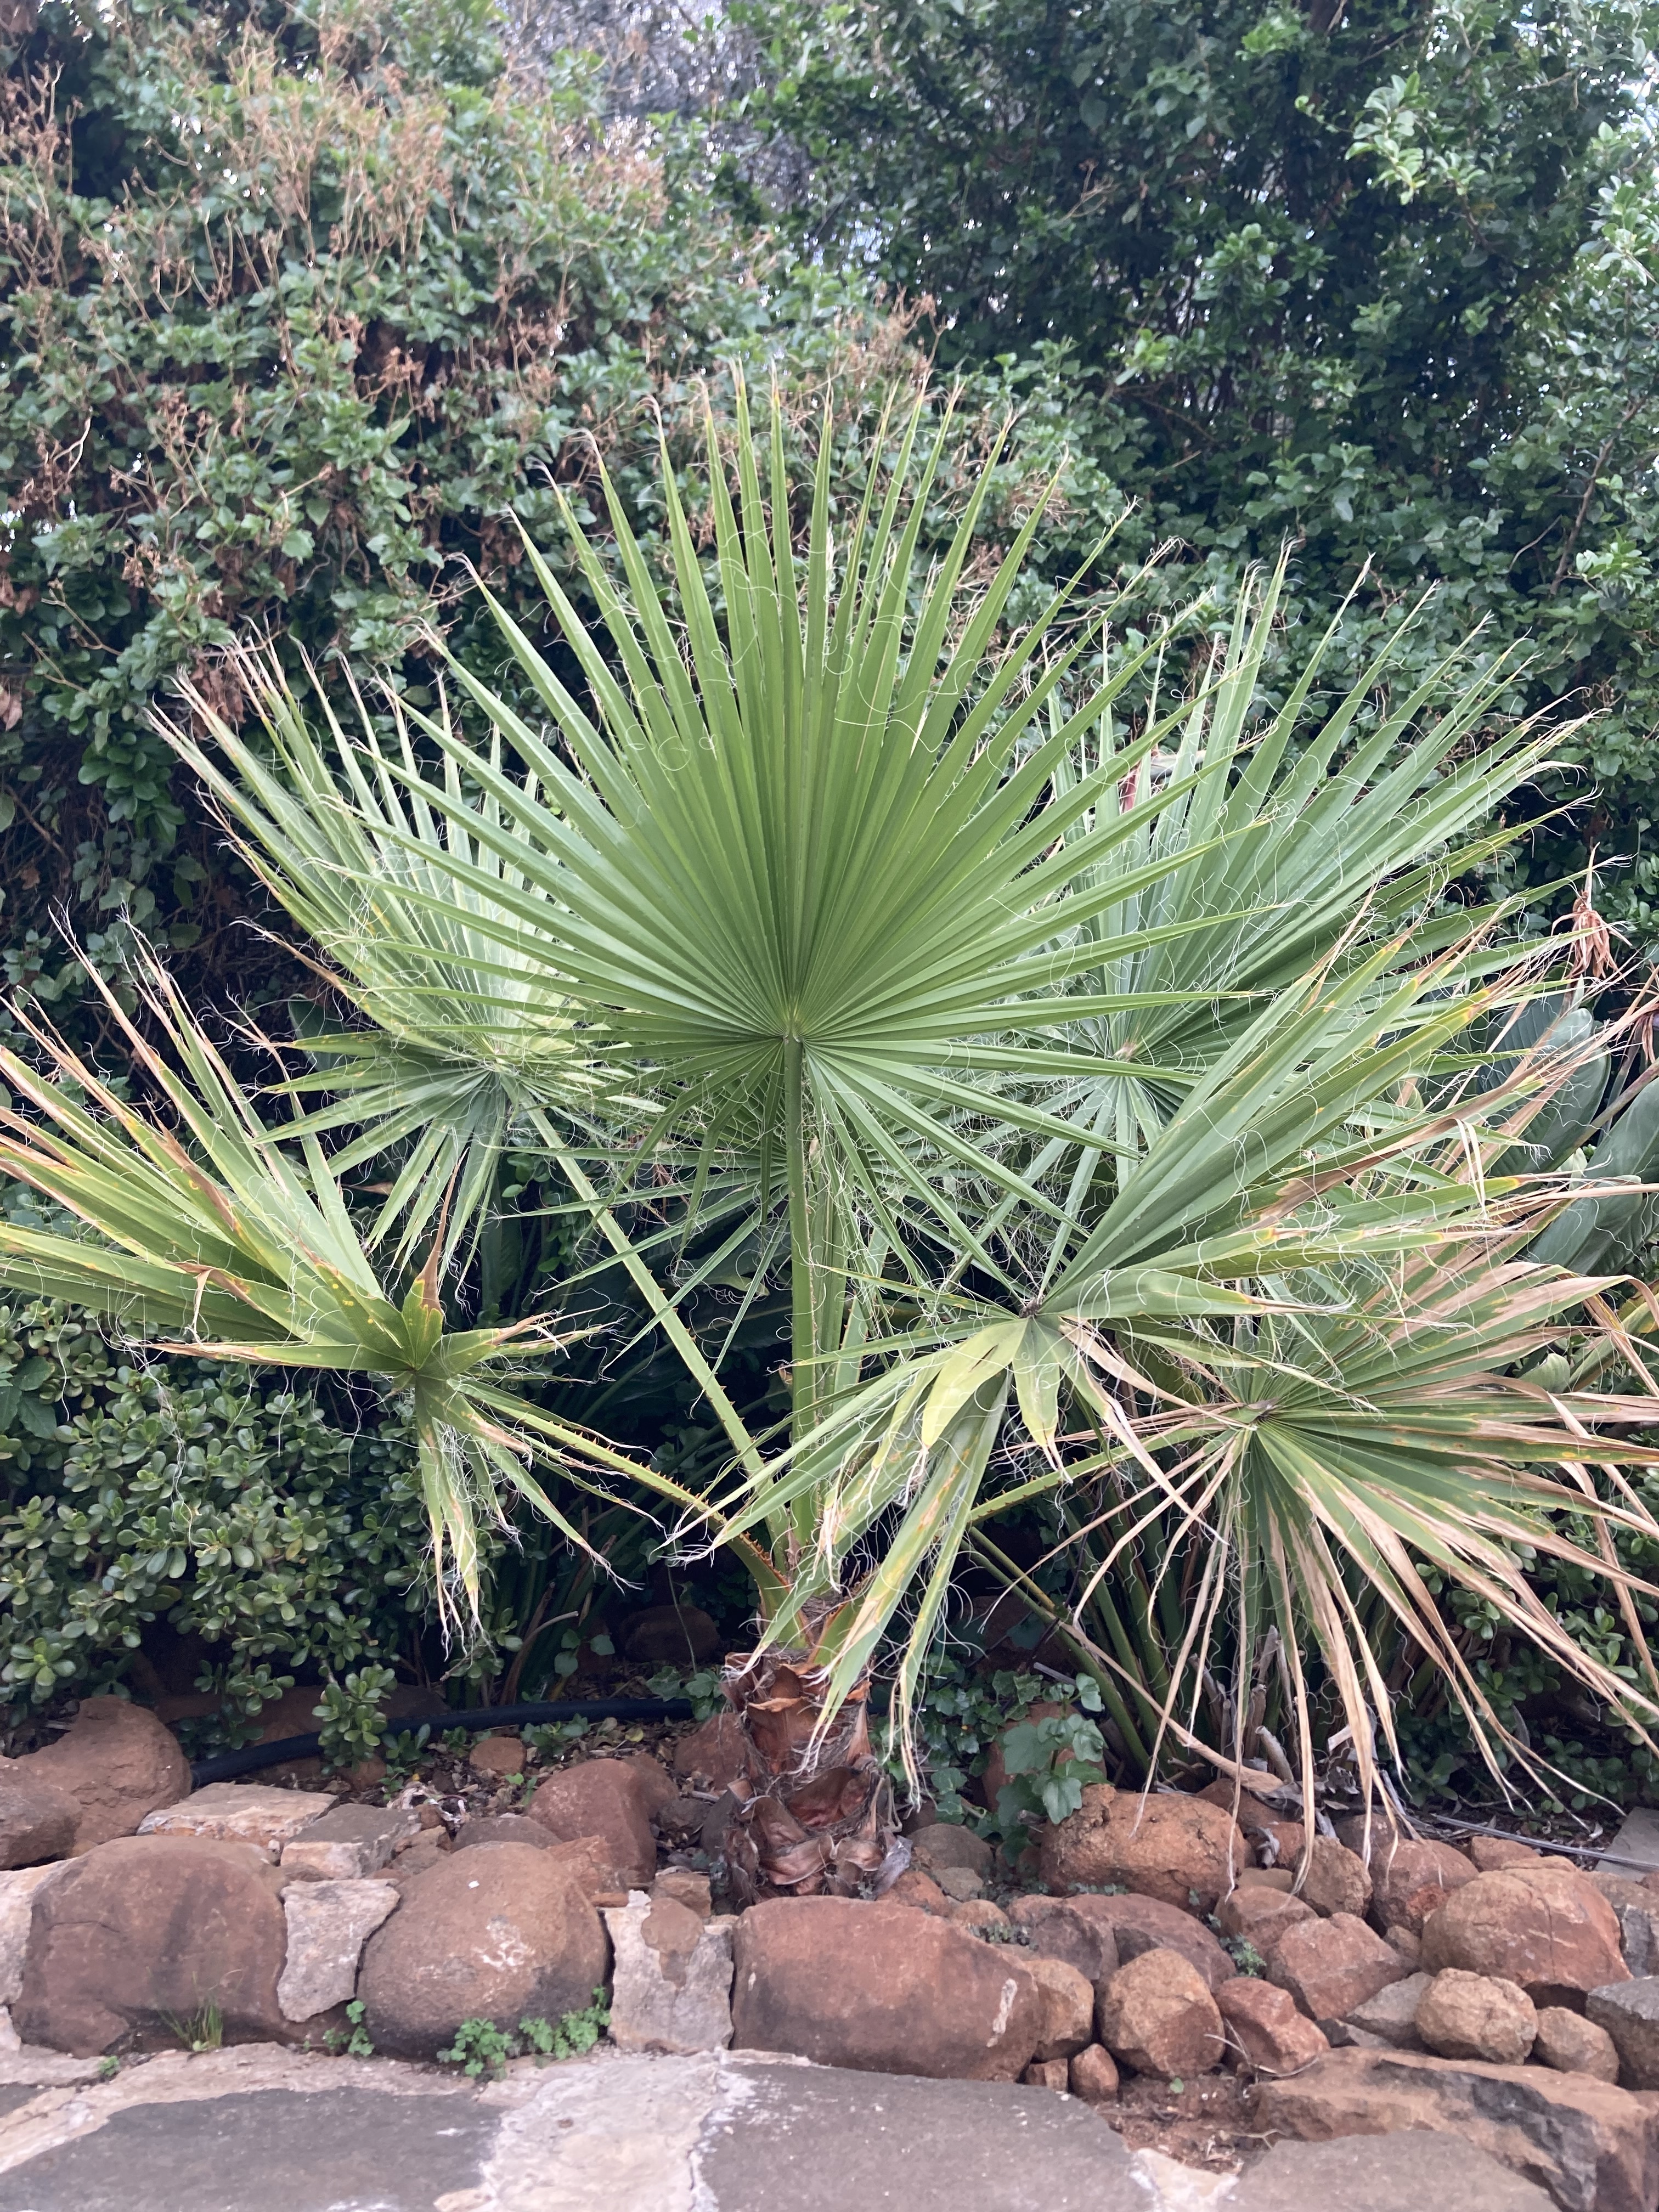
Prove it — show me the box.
[0,954,650,1623]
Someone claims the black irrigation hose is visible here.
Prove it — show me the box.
[188,1696,695,1787]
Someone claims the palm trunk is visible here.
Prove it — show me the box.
[721,1618,901,1905]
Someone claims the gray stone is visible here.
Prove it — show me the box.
[453,1812,556,1853]
[935,1865,984,1903]
[0,2045,1161,2212]
[276,1879,400,2022]
[1600,1808,1659,1874]
[697,2056,1149,2211]
[603,1892,733,2055]
[1617,1902,1659,1977]
[279,1802,420,1881]
[0,1864,67,2005]
[1231,2129,1555,2212]
[1341,1970,1430,2049]
[1586,1974,1659,2087]
[137,1784,334,1860]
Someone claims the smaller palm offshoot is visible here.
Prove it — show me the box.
[0,953,648,1626]
[128,373,1659,1884]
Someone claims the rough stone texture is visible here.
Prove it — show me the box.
[888,1868,951,1915]
[951,1899,1011,1934]
[909,1823,994,1882]
[730,1897,1043,2081]
[1470,1836,1545,1871]
[0,1861,68,2003]
[527,1758,661,1887]
[1020,1953,1096,2061]
[138,1782,334,1860]
[452,1812,555,1854]
[935,1865,983,1904]
[278,1802,419,1881]
[1586,1977,1659,2089]
[541,1832,636,1904]
[1297,1838,1373,1921]
[1416,1969,1537,2064]
[1069,2042,1121,2102]
[653,1868,713,1920]
[1267,1912,1407,2028]
[276,1879,399,2022]
[1022,2056,1070,2091]
[1007,1895,1120,1985]
[467,1737,526,1779]
[1371,1836,1477,1931]
[0,1761,76,1870]
[603,1892,734,2055]
[384,1832,450,1884]
[1015,1892,1232,1995]
[1039,1785,1245,1915]
[1215,1977,1329,2077]
[1533,2004,1621,2084]
[22,1699,190,1854]
[1344,1972,1431,2050]
[1384,1925,1423,1968]
[1096,1948,1226,2079]
[15,1835,288,2054]
[1253,2044,1659,2212]
[359,1842,610,2060]
[1231,2129,1558,2212]
[1420,1864,1629,2009]
[1216,1887,1315,1949]
[670,1713,754,1793]
[1238,1866,1296,1893]
[621,1603,721,1663]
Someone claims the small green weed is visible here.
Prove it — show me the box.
[96,2056,120,2081]
[438,1993,611,2079]
[324,2000,374,2058]
[1222,1936,1266,1977]
[163,2000,223,2052]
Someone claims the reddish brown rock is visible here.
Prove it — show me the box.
[1007,1896,1119,1985]
[1022,2057,1070,2091]
[1096,1947,1226,2079]
[1385,1925,1423,1968]
[951,1899,1011,1934]
[1469,1836,1544,1872]
[528,1757,661,1887]
[672,1714,755,1793]
[541,1833,634,1904]
[1533,2005,1621,2084]
[1267,1912,1407,2028]
[1254,2044,1659,2212]
[15,1835,287,2054]
[1419,1864,1628,2010]
[888,1867,951,1915]
[1217,1975,1330,2076]
[21,1699,190,1854]
[653,1867,713,1920]
[909,1824,994,1882]
[1069,2042,1120,2102]
[1039,1785,1245,1915]
[1372,1837,1478,1931]
[730,1898,1043,2081]
[1217,1886,1316,1950]
[0,1762,76,1870]
[1012,1889,1231,1995]
[453,1813,556,1855]
[1299,1837,1373,1921]
[1417,1968,1537,2064]
[1238,1866,1296,1893]
[467,1736,526,1780]
[1022,1953,1096,2061]
[359,1842,609,2059]
[621,1604,720,1663]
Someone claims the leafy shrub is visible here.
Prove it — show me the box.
[0,1290,436,1735]
[438,1993,609,2076]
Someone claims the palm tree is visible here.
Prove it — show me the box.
[9,379,1659,1894]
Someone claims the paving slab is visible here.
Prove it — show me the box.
[1229,2129,1556,2211]
[0,2041,1210,2212]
